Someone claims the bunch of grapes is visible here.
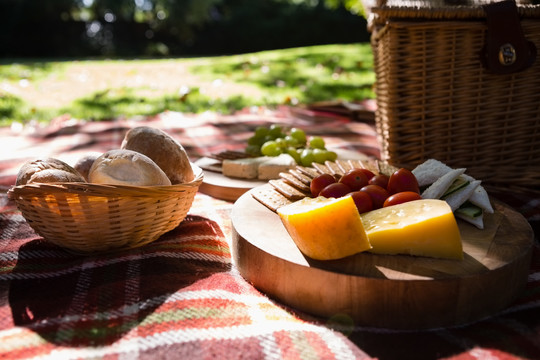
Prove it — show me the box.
[245,125,337,167]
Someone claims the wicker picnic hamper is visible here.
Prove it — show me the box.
[368,0,540,193]
[7,164,203,254]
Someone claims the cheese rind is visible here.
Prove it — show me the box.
[361,199,463,260]
[278,196,372,260]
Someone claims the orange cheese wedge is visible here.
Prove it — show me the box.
[277,196,372,260]
[361,199,463,260]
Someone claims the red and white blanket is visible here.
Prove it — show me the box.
[1,107,538,360]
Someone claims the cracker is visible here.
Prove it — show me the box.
[325,161,345,176]
[359,158,379,173]
[335,159,354,173]
[377,160,399,176]
[311,162,331,175]
[297,166,323,178]
[280,172,310,193]
[251,187,292,212]
[208,150,252,161]
[288,168,314,186]
[269,179,309,201]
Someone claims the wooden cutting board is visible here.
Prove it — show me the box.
[195,157,267,201]
[231,185,534,330]
[195,150,373,201]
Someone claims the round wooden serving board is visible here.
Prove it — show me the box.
[231,185,534,330]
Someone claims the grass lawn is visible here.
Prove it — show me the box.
[0,43,375,126]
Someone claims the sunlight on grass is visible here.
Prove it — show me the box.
[0,44,374,125]
[64,87,253,121]
[192,44,375,104]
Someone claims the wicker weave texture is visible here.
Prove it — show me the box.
[8,165,203,254]
[371,8,540,193]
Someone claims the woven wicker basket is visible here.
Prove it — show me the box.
[368,0,540,193]
[7,164,203,254]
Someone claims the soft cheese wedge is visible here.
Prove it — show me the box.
[361,199,463,260]
[278,196,372,260]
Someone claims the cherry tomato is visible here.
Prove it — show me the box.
[360,184,390,209]
[319,182,351,198]
[310,173,336,197]
[387,168,420,194]
[357,168,376,180]
[383,191,422,207]
[348,191,373,213]
[368,174,389,189]
[339,169,369,192]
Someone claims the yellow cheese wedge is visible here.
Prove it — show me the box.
[361,199,463,260]
[277,195,372,260]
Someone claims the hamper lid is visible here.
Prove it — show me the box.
[368,0,540,21]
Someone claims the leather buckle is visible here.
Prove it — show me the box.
[482,0,537,74]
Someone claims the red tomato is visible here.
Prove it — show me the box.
[357,168,375,180]
[387,168,420,194]
[359,184,390,209]
[339,169,369,191]
[348,191,373,213]
[368,174,389,189]
[310,173,336,197]
[383,191,422,207]
[319,182,351,198]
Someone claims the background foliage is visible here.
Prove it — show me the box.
[0,0,368,58]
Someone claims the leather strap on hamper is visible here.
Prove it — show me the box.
[482,0,537,74]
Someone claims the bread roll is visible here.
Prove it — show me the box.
[74,152,101,181]
[16,158,85,185]
[121,126,194,184]
[88,149,171,186]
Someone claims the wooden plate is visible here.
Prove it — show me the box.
[195,157,267,201]
[231,185,534,330]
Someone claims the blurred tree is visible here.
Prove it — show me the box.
[151,0,224,45]
[323,0,368,15]
[0,0,368,58]
[0,0,88,57]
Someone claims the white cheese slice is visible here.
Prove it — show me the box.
[222,157,271,179]
[258,154,297,180]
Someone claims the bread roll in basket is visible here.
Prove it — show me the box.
[8,162,203,254]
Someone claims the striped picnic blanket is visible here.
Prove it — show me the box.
[0,106,539,360]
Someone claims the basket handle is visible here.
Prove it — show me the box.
[482,0,537,74]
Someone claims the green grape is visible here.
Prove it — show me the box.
[300,148,315,167]
[326,150,338,162]
[275,137,288,150]
[261,140,282,156]
[263,135,274,143]
[312,148,328,164]
[268,124,284,139]
[287,147,301,164]
[254,126,269,138]
[245,144,262,156]
[284,135,299,148]
[309,136,326,149]
[248,134,266,147]
[290,128,307,145]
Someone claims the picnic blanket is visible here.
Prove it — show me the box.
[1,106,539,360]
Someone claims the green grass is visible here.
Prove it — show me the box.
[0,44,375,126]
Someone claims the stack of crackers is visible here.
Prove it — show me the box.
[252,158,399,212]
